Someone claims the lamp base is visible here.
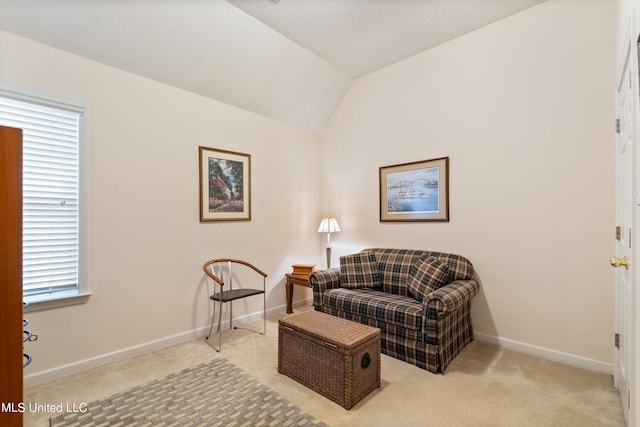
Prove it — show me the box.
[326,247,332,269]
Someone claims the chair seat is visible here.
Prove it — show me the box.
[210,288,265,303]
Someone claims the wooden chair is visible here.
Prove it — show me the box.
[202,259,267,352]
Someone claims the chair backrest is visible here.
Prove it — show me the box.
[203,258,268,289]
[204,260,230,291]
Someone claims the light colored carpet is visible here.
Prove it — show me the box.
[25,306,625,427]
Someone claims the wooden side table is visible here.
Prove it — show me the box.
[285,273,311,314]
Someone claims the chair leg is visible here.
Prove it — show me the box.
[205,294,218,345]
[227,296,266,336]
[205,301,215,340]
[205,297,224,352]
[230,301,234,330]
[217,297,222,352]
[262,291,266,335]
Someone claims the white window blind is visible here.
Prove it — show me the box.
[0,94,82,301]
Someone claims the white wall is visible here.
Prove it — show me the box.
[321,0,617,366]
[0,31,323,382]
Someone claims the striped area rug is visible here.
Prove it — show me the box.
[50,357,329,426]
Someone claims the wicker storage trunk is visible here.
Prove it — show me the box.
[278,311,381,409]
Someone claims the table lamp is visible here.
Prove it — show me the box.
[317,216,341,268]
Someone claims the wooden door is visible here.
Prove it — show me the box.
[0,125,23,426]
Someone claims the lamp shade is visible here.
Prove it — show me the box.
[317,216,341,233]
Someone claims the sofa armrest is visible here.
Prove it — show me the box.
[309,268,341,310]
[424,279,479,317]
[422,279,479,344]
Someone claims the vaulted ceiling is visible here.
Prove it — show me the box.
[0,0,545,132]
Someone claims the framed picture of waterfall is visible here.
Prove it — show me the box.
[379,157,449,222]
[199,146,251,222]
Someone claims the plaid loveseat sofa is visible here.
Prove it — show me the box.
[309,248,479,373]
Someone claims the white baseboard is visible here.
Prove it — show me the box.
[474,332,613,375]
[24,326,208,387]
[24,301,307,387]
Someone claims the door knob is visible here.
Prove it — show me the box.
[610,256,630,270]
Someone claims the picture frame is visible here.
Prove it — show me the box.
[199,146,251,222]
[379,157,449,222]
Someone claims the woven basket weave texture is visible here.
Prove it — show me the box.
[278,311,381,409]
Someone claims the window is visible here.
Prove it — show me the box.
[0,89,86,305]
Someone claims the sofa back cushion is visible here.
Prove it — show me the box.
[407,256,449,302]
[340,251,381,289]
[363,248,474,296]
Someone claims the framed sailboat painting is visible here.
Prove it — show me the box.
[379,157,449,222]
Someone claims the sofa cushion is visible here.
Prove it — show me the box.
[362,249,475,296]
[340,252,381,289]
[407,256,449,302]
[323,288,422,332]
[321,306,422,342]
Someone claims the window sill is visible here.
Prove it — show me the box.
[24,292,92,313]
